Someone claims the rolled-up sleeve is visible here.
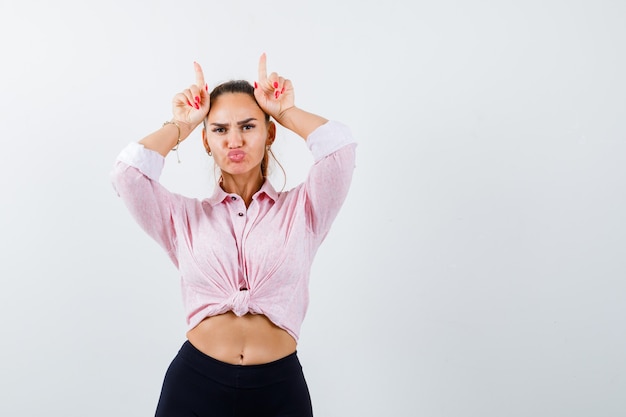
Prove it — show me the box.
[303,121,357,238]
[110,142,183,266]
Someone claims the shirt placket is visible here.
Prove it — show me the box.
[229,195,249,292]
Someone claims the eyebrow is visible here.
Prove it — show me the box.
[210,118,257,128]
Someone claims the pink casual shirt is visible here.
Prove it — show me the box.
[111,121,357,341]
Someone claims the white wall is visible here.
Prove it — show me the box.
[1,1,625,416]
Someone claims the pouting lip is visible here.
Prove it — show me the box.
[228,150,245,157]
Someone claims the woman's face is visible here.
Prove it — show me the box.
[203,92,274,179]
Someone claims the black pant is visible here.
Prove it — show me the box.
[154,340,314,417]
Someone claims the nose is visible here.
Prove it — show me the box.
[227,130,243,149]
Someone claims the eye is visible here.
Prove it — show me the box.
[242,124,255,131]
[212,127,226,134]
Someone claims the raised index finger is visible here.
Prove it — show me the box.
[194,61,205,88]
[258,53,267,83]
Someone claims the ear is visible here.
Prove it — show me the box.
[266,121,276,146]
[202,126,210,153]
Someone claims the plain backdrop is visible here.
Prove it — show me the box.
[1,1,625,416]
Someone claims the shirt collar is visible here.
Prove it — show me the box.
[205,179,278,207]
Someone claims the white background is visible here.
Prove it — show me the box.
[1,1,625,416]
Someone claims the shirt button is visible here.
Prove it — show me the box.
[238,212,244,217]
[231,196,237,201]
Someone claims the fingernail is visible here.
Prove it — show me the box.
[273,82,278,88]
[281,87,285,94]
[195,96,200,103]
[187,99,192,107]
[205,84,208,92]
[254,81,258,89]
[275,91,279,99]
[194,103,200,109]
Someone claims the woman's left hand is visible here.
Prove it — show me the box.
[253,53,295,122]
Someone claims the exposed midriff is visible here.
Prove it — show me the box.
[186,312,297,365]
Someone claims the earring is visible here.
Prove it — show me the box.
[207,150,212,156]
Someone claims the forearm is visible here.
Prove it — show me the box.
[274,107,328,140]
[139,120,196,157]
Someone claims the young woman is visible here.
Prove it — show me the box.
[111,54,357,416]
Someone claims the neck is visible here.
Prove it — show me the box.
[220,172,264,207]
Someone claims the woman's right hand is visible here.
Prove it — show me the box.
[171,61,210,135]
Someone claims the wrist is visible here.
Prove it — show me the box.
[273,107,328,139]
[274,106,298,129]
[171,119,197,141]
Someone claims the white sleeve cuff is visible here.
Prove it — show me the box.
[306,121,357,162]
[116,142,165,182]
